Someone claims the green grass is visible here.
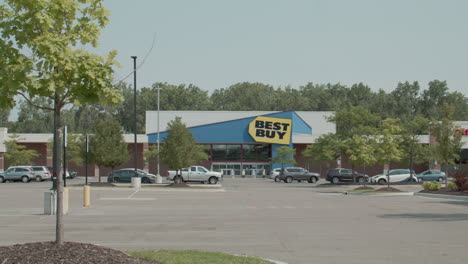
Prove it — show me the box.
[127,250,274,264]
[142,185,222,189]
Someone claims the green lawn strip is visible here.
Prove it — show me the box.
[127,250,274,264]
[142,185,222,189]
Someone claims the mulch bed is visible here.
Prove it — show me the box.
[88,182,116,187]
[376,187,402,192]
[0,241,159,264]
[167,182,191,188]
[353,186,375,191]
[419,187,468,196]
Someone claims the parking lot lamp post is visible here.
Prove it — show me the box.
[85,134,89,185]
[63,126,67,187]
[131,56,138,178]
[157,86,161,183]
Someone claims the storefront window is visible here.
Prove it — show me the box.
[212,145,226,161]
[243,144,271,161]
[209,144,271,162]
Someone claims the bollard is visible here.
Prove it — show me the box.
[131,177,141,189]
[44,190,56,215]
[156,175,162,184]
[63,187,69,214]
[83,185,90,207]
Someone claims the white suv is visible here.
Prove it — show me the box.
[270,168,283,182]
[370,169,417,184]
[31,166,52,182]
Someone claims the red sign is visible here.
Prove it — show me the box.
[455,129,468,136]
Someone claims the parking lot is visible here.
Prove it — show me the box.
[0,177,467,264]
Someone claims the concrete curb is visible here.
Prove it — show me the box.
[68,186,225,192]
[414,192,468,201]
[264,258,288,264]
[344,191,414,196]
[232,254,287,264]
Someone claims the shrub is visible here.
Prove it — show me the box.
[422,182,441,191]
[453,170,468,191]
[422,182,432,190]
[447,182,457,190]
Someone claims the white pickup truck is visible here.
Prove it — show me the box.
[167,166,223,184]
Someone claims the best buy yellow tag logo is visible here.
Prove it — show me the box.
[248,116,292,145]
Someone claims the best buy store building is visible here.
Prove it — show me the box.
[146,111,335,177]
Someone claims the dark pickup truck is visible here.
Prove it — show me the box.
[326,168,368,184]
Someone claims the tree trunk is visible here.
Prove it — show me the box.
[445,161,449,188]
[409,140,414,181]
[53,96,64,245]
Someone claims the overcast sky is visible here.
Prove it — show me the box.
[96,0,468,95]
[8,0,468,121]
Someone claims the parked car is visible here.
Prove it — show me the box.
[326,168,368,184]
[47,167,76,179]
[417,170,446,182]
[108,168,156,183]
[0,166,36,183]
[278,167,320,183]
[270,168,283,182]
[31,166,52,182]
[167,166,223,184]
[370,169,417,184]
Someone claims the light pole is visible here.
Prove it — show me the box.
[131,56,138,179]
[156,86,162,183]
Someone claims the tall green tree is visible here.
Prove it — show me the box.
[431,106,463,186]
[0,108,10,127]
[4,134,39,166]
[271,146,296,170]
[0,0,120,244]
[327,106,380,180]
[302,134,342,175]
[400,115,430,174]
[160,117,208,176]
[9,98,54,133]
[389,81,421,120]
[345,135,377,184]
[211,82,277,110]
[374,118,404,188]
[328,106,380,139]
[90,119,129,180]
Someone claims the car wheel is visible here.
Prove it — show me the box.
[208,177,218,185]
[378,179,386,185]
[142,177,150,184]
[35,176,42,182]
[285,176,293,183]
[332,177,339,184]
[357,177,365,184]
[174,176,182,184]
[418,178,423,183]
[308,176,317,183]
[22,176,30,183]
[274,176,280,182]
[113,177,120,183]
[438,177,444,182]
[0,176,4,183]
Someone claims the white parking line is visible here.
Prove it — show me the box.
[100,198,156,201]
[128,189,139,199]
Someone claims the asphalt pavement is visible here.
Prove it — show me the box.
[0,177,467,264]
